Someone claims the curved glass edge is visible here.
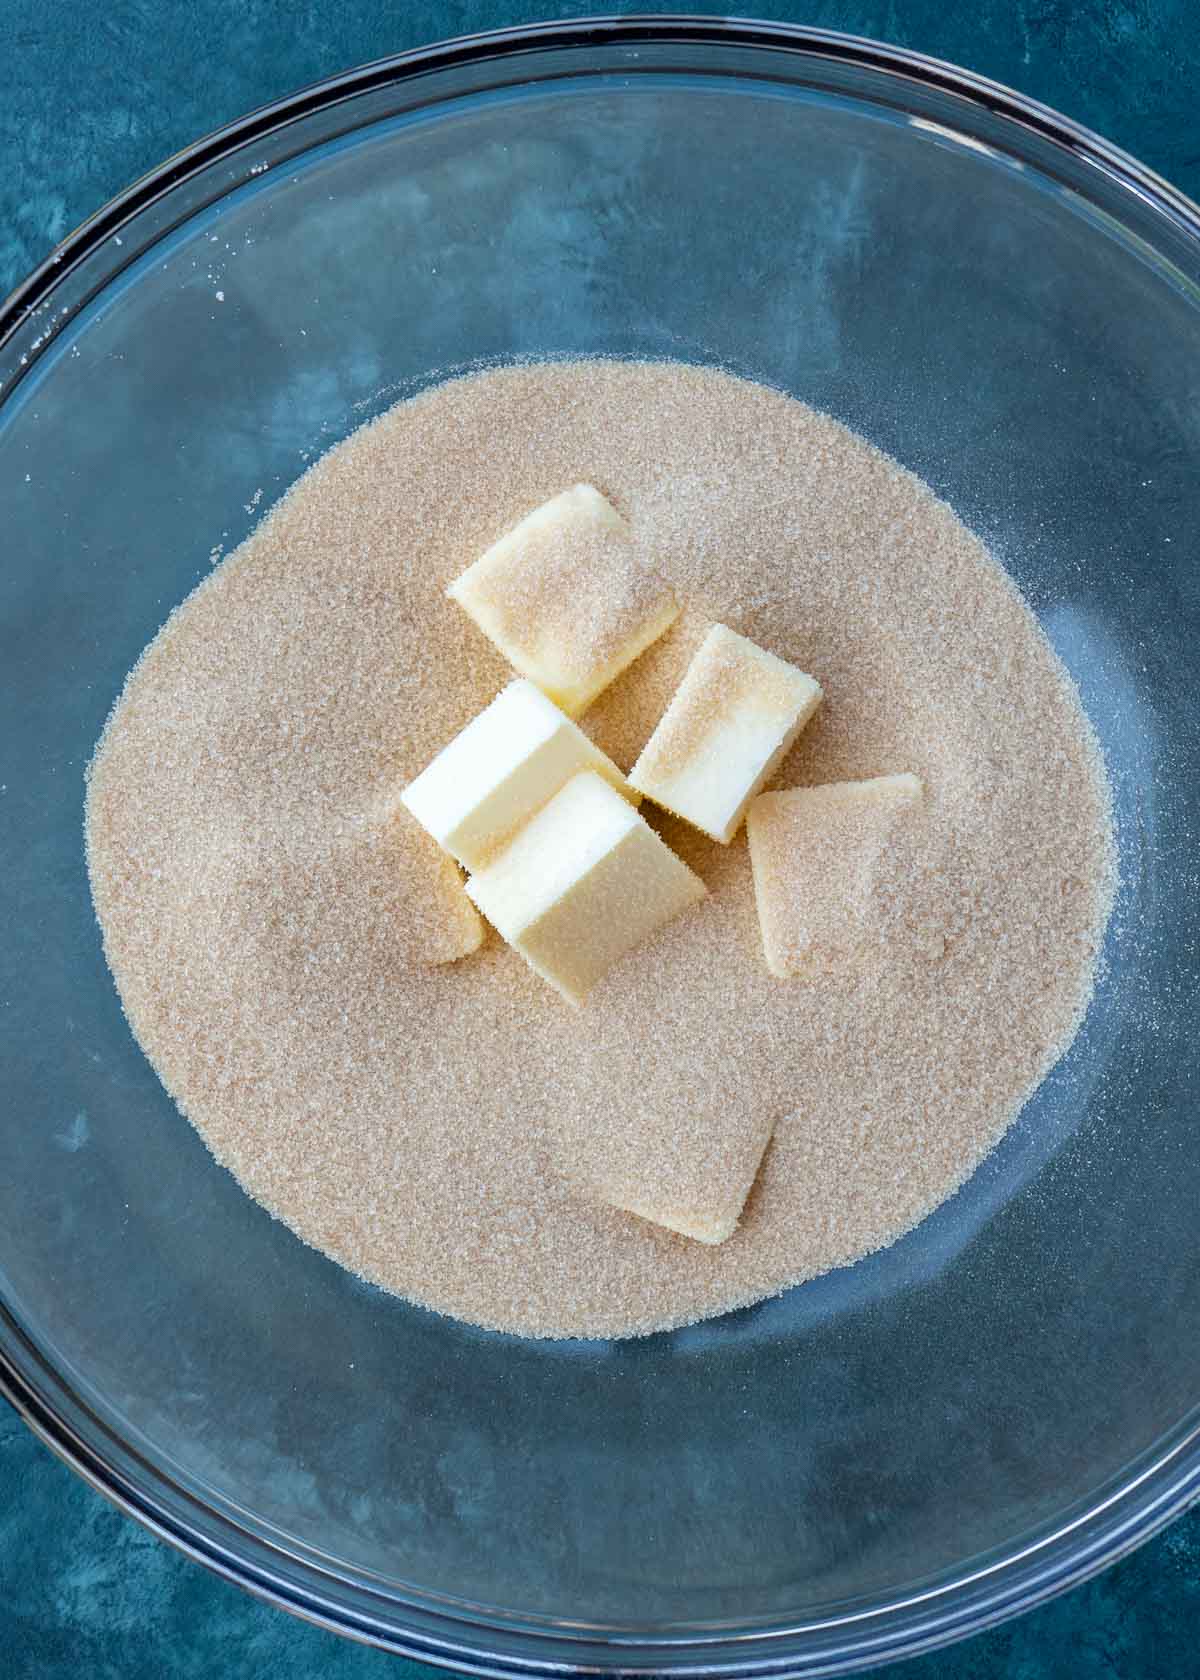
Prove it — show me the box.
[4,15,1200,386]
[5,1324,1200,1677]
[4,15,1200,1676]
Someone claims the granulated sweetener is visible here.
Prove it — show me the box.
[85,361,1115,1338]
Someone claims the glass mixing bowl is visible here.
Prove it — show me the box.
[2,18,1199,1674]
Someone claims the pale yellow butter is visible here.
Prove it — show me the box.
[747,773,924,979]
[400,679,636,873]
[629,624,822,843]
[447,484,678,716]
[466,770,706,1006]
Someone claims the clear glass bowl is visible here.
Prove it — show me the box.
[2,19,1199,1675]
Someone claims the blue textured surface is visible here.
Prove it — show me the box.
[4,3,1200,1676]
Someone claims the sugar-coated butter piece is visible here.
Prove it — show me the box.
[447,484,678,717]
[466,770,706,1005]
[400,679,636,872]
[747,773,924,979]
[629,624,822,843]
[393,821,485,965]
[595,1115,776,1245]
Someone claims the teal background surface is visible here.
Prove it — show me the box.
[3,3,1199,1675]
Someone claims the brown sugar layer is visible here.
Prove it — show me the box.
[84,360,1115,1339]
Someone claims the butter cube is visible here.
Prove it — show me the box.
[630,625,822,843]
[466,770,706,1005]
[747,774,924,978]
[400,680,636,872]
[447,484,678,716]
[595,1117,775,1245]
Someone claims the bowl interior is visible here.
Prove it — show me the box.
[2,27,1199,1671]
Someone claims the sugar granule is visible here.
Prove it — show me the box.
[84,360,1115,1339]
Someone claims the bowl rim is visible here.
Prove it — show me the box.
[6,12,1200,346]
[3,14,1200,1676]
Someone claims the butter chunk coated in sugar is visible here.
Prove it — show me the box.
[594,1114,776,1245]
[747,773,924,979]
[447,484,678,716]
[400,679,637,872]
[466,770,706,1006]
[630,624,823,843]
[397,823,485,964]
